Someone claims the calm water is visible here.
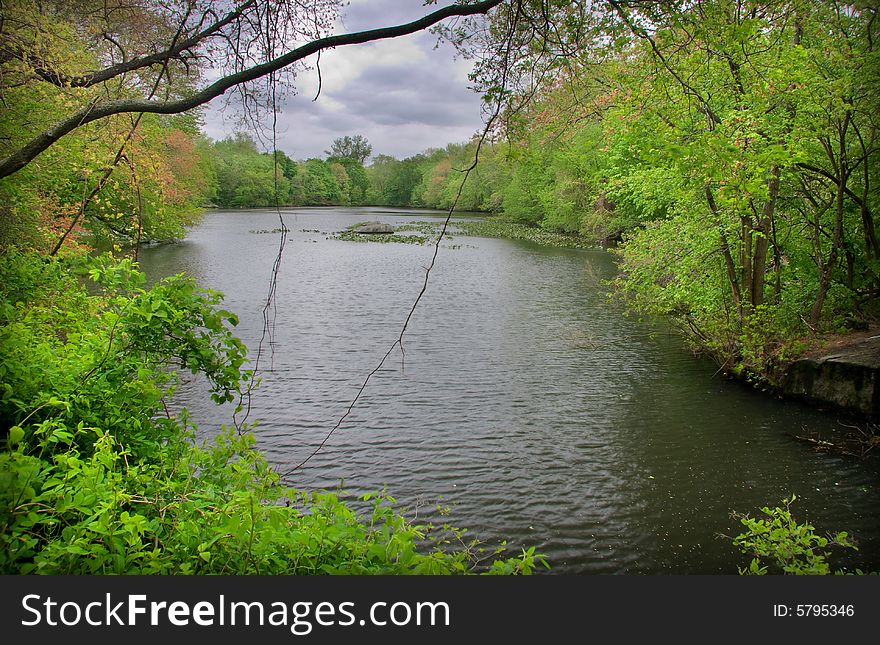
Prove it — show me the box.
[140,207,880,574]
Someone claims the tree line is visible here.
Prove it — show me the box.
[207,132,371,209]
[205,134,508,212]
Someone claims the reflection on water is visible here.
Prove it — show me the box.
[140,207,880,574]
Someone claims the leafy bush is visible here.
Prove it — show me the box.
[732,496,861,575]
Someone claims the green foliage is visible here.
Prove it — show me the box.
[212,133,288,208]
[363,142,507,212]
[565,0,880,381]
[336,158,370,205]
[0,250,246,457]
[300,159,343,206]
[0,251,544,575]
[207,135,373,208]
[499,124,606,235]
[366,154,429,207]
[453,219,595,248]
[732,496,862,575]
[0,112,213,251]
[0,1,214,253]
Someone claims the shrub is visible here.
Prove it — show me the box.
[731,496,861,575]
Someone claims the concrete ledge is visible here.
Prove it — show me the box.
[782,336,880,418]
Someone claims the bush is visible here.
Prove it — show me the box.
[732,496,861,575]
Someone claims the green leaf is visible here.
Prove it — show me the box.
[8,425,24,445]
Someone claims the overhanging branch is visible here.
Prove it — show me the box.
[0,0,504,180]
[1,1,257,89]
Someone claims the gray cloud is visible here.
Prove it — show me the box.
[326,63,478,127]
[340,0,442,30]
[202,0,486,161]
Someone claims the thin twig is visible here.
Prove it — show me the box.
[282,1,521,477]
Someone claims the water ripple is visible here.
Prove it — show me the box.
[141,208,880,574]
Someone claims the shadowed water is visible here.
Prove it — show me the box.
[140,207,880,574]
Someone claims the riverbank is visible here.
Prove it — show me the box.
[453,219,879,421]
[449,220,599,249]
[782,328,880,419]
[457,220,880,421]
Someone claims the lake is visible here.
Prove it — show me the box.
[139,206,880,574]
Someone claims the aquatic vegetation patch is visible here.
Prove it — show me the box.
[451,220,598,249]
[332,219,594,249]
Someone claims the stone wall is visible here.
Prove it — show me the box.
[782,337,880,418]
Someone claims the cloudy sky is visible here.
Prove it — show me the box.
[202,0,487,161]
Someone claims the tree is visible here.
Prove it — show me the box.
[337,158,370,205]
[210,133,291,208]
[326,135,373,164]
[300,159,342,205]
[0,0,506,180]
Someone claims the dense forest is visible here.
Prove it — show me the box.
[1,0,877,577]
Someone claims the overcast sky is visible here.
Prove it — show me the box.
[201,0,487,162]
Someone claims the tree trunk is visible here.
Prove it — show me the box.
[810,115,851,326]
[750,165,780,308]
[705,186,742,309]
[741,215,752,315]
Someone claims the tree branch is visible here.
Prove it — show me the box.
[11,1,258,89]
[606,0,722,127]
[0,0,504,180]
[796,161,873,218]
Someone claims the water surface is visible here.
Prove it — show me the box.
[140,207,880,574]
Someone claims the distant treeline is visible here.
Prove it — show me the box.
[207,133,369,208]
[203,132,572,219]
[203,132,507,212]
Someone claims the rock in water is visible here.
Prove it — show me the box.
[352,221,394,234]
